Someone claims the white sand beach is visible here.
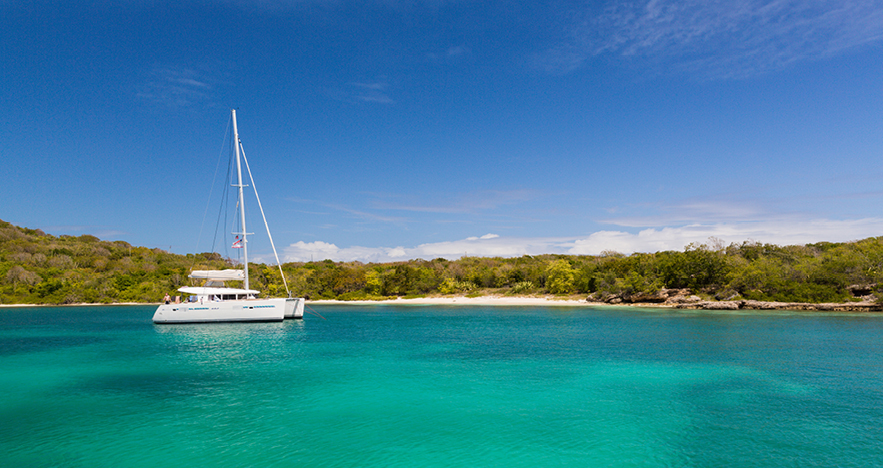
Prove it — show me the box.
[0,297,593,308]
[308,296,594,307]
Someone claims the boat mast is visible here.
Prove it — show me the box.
[231,109,250,291]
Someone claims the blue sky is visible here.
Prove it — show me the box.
[3,0,883,263]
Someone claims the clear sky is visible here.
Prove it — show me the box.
[3,0,883,263]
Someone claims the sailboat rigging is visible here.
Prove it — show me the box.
[153,110,304,323]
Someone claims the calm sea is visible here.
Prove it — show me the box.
[1,304,882,467]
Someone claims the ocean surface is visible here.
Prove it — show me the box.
[1,304,882,467]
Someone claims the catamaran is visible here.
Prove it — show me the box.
[153,110,304,323]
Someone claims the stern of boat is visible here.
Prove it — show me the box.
[284,297,305,319]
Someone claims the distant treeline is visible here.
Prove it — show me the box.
[1,219,881,305]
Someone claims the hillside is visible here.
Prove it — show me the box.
[0,219,231,304]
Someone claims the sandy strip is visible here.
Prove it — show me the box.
[0,302,145,308]
[2,297,877,313]
[1,298,591,308]
[308,296,598,307]
[0,297,594,308]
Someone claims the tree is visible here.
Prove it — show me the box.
[364,269,383,295]
[546,260,575,294]
[5,265,41,294]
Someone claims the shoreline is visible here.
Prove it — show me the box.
[310,296,591,307]
[312,295,883,312]
[0,302,144,308]
[0,297,586,308]
[1,296,881,313]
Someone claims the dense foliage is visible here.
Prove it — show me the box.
[2,219,881,305]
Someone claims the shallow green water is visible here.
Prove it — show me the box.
[2,305,882,467]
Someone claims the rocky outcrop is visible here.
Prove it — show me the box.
[675,300,882,312]
[847,284,875,296]
[665,294,702,304]
[847,284,878,302]
[622,289,672,303]
[590,288,695,304]
[586,290,882,312]
[740,300,781,310]
[695,301,741,310]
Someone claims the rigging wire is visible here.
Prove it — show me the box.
[213,139,235,264]
[239,141,292,297]
[191,116,232,275]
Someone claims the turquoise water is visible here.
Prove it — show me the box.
[2,305,882,467]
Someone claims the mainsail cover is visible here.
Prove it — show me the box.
[189,270,245,281]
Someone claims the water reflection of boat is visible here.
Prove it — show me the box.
[153,110,304,324]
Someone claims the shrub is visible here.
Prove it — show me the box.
[438,277,475,294]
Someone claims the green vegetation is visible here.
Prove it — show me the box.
[2,219,881,305]
[0,220,231,304]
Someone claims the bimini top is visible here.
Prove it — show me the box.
[188,270,245,281]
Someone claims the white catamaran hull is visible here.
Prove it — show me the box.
[153,297,303,324]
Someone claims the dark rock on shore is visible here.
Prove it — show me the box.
[675,300,882,312]
[848,284,875,296]
[587,290,882,312]
[590,288,697,304]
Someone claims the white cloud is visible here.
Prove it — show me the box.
[282,233,573,263]
[568,219,883,255]
[538,0,883,77]
[373,189,542,214]
[348,81,394,104]
[599,198,773,228]
[280,218,883,263]
[137,66,219,108]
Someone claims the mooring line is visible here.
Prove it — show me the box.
[305,304,327,320]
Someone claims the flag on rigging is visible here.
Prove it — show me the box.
[232,236,243,249]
